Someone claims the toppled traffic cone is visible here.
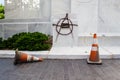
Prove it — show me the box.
[14,49,43,65]
[87,33,102,65]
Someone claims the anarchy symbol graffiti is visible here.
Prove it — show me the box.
[53,13,78,42]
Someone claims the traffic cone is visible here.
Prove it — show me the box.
[87,33,102,65]
[14,49,43,65]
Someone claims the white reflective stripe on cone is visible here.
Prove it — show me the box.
[91,47,98,51]
[27,55,32,61]
[93,39,98,44]
[33,57,39,61]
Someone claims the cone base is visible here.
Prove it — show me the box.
[87,58,102,65]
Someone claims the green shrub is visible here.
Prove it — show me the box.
[0,38,2,43]
[0,32,52,51]
[0,4,5,19]
[0,6,4,13]
[0,38,3,49]
[0,13,4,19]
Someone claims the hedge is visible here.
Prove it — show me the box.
[0,32,52,51]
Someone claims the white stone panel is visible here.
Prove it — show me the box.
[28,23,51,35]
[52,0,70,16]
[5,0,51,20]
[4,24,27,39]
[71,0,98,33]
[98,0,120,33]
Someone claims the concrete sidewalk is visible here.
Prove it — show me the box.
[0,46,120,59]
[48,46,120,59]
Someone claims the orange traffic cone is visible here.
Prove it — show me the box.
[14,49,43,65]
[87,33,102,65]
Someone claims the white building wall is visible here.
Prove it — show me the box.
[5,0,51,20]
[0,0,120,46]
[52,0,70,16]
[98,0,120,33]
[4,0,120,33]
[71,0,98,33]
